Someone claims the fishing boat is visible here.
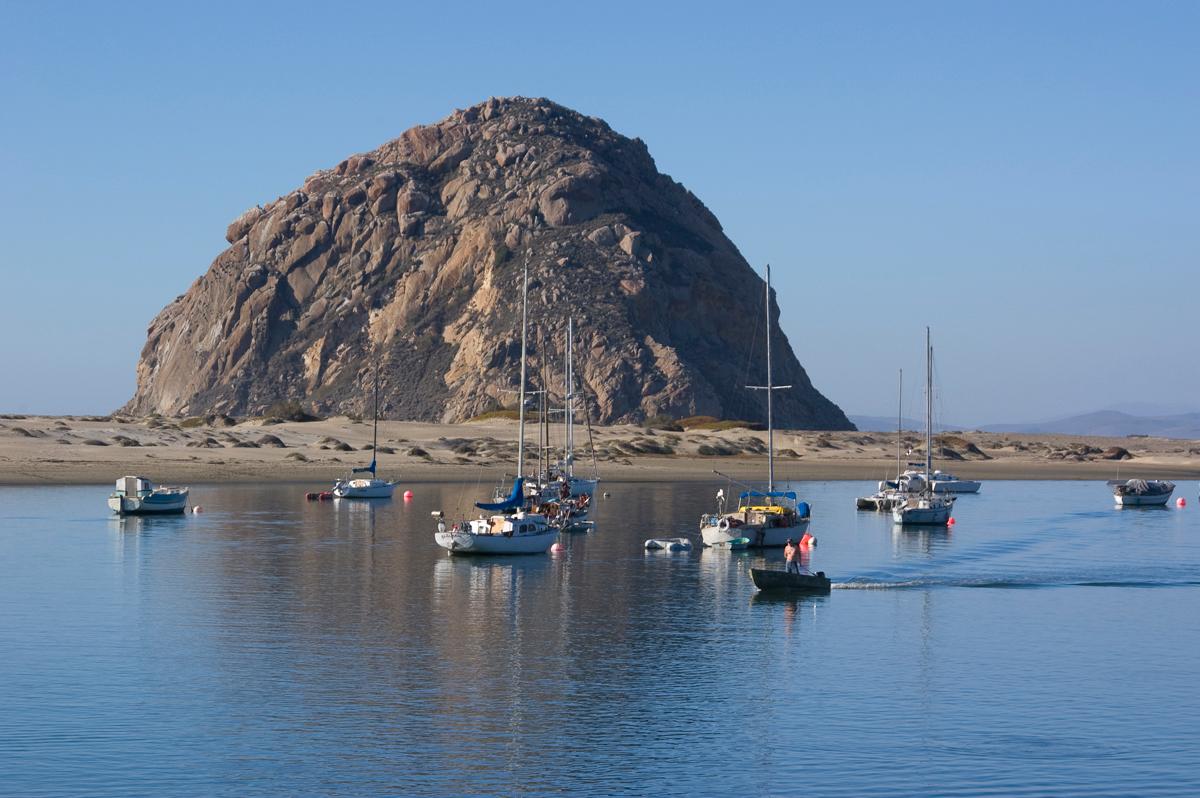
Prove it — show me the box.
[332,365,397,499]
[749,567,831,594]
[108,475,189,515]
[1110,479,1175,506]
[434,262,558,556]
[700,264,811,547]
[893,328,955,526]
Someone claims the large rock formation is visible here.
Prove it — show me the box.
[124,97,852,429]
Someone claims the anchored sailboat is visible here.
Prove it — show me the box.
[892,327,955,525]
[856,369,907,512]
[332,365,397,499]
[700,264,811,547]
[434,261,558,555]
[537,316,599,524]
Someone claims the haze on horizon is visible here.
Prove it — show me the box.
[1,2,1195,424]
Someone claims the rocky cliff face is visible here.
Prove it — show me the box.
[124,97,853,429]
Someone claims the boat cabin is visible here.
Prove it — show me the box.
[469,511,549,536]
[113,475,155,497]
[736,490,810,521]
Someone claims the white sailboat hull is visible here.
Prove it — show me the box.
[332,480,397,498]
[434,529,558,555]
[892,499,953,525]
[700,519,809,548]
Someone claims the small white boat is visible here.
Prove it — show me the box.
[108,476,189,515]
[899,468,981,494]
[435,507,557,555]
[332,477,397,499]
[892,493,955,525]
[1110,479,1175,506]
[644,537,693,551]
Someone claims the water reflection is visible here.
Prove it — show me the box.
[891,523,954,558]
[4,480,1200,796]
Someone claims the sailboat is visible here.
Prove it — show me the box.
[332,364,398,499]
[856,369,907,511]
[700,264,811,548]
[434,262,558,555]
[537,317,599,520]
[892,327,955,525]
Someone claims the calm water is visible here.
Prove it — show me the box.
[2,479,1199,797]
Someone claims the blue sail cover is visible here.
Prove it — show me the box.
[739,490,797,502]
[352,458,377,475]
[476,478,525,512]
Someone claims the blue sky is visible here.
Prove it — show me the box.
[1,1,1196,422]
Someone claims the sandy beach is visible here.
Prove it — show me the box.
[2,413,1198,486]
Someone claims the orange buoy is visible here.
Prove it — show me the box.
[403,490,414,500]
[192,506,203,514]
[947,517,956,526]
[550,542,565,553]
[1177,497,1187,508]
[800,532,815,547]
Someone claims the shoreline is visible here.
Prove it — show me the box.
[2,414,1198,486]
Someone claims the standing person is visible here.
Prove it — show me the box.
[783,538,799,573]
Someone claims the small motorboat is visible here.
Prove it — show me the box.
[750,567,831,594]
[644,537,692,551]
[1110,479,1175,506]
[108,476,189,515]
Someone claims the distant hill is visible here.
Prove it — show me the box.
[851,409,1200,439]
[849,414,968,433]
[980,411,1200,439]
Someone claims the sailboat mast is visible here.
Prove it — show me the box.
[766,264,775,492]
[925,326,932,480]
[372,364,379,456]
[538,325,546,480]
[896,368,902,480]
[566,316,575,477]
[517,262,529,476]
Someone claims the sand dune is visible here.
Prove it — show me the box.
[1,414,1198,486]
